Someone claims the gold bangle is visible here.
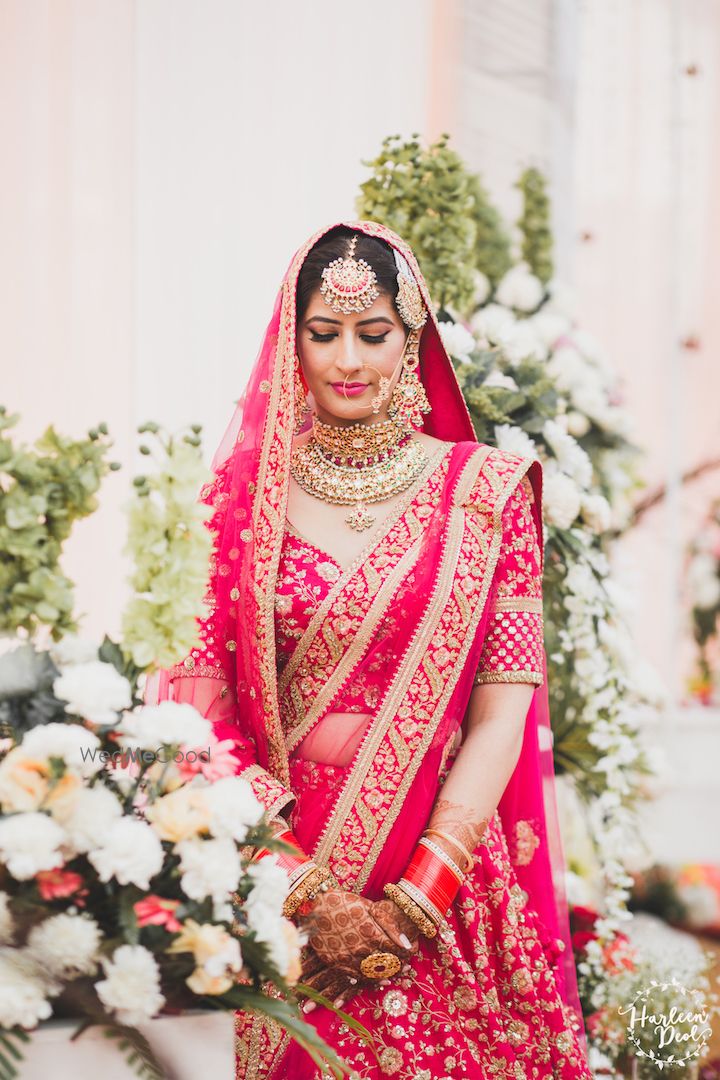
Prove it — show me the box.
[282,865,333,919]
[383,882,438,939]
[423,828,474,872]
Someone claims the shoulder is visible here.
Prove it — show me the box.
[454,442,541,515]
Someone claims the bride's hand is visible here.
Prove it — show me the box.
[297,889,416,1006]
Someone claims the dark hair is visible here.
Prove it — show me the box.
[296,226,401,325]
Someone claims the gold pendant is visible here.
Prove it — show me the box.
[345,502,375,532]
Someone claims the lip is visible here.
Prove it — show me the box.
[330,382,369,397]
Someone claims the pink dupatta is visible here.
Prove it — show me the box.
[147,220,583,1042]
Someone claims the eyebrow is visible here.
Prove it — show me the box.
[305,315,395,328]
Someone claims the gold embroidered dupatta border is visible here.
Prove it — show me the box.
[311,447,533,893]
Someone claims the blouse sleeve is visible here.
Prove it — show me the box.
[473,473,545,687]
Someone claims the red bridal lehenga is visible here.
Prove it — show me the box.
[149,221,593,1079]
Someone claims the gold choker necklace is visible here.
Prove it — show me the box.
[291,417,429,532]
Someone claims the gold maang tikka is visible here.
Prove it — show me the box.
[320,234,380,314]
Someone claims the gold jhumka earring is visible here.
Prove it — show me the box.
[388,250,431,429]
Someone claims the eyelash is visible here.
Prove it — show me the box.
[309,331,389,345]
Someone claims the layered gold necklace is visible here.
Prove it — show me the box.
[291,416,429,532]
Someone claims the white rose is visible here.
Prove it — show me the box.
[0,950,53,1029]
[496,321,548,365]
[204,777,264,842]
[526,310,570,349]
[472,270,491,306]
[437,321,475,361]
[493,424,539,462]
[49,636,99,667]
[542,420,593,489]
[88,818,164,889]
[0,892,13,944]
[95,945,165,1025]
[566,410,591,438]
[53,661,132,725]
[0,813,66,880]
[543,471,582,529]
[50,785,123,853]
[246,855,291,918]
[495,263,544,312]
[470,303,515,345]
[145,786,211,843]
[22,723,102,777]
[176,837,242,905]
[119,701,212,751]
[482,370,519,392]
[27,913,101,979]
[581,494,612,534]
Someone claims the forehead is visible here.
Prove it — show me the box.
[302,288,398,325]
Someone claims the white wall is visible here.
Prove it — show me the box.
[2,0,433,638]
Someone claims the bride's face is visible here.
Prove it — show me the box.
[297,289,408,426]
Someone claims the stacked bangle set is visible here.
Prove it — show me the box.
[251,824,333,919]
[253,820,476,939]
[383,828,475,939]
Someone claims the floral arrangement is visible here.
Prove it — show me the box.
[0,417,353,1078]
[570,905,717,1078]
[686,499,720,704]
[631,863,720,937]
[357,136,670,1067]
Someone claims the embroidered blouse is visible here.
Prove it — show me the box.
[274,470,544,707]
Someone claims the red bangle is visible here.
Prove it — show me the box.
[254,828,310,874]
[404,843,463,916]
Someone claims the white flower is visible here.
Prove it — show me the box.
[176,837,242,905]
[22,723,102,777]
[472,270,491,306]
[495,263,544,312]
[0,950,53,1028]
[543,470,582,529]
[470,303,515,345]
[565,410,591,438]
[204,777,264,842]
[688,554,720,609]
[246,855,290,918]
[88,818,164,889]
[118,701,212,751]
[482,370,519,392]
[95,945,165,1025]
[581,494,612,534]
[0,813,66,879]
[27,913,101,979]
[50,785,123,853]
[49,636,99,667]
[493,424,539,461]
[546,344,588,395]
[496,321,548,365]
[437,321,475,361]
[526,310,570,348]
[0,893,13,944]
[542,419,593,488]
[53,661,132,725]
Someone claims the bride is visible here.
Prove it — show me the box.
[161,221,592,1078]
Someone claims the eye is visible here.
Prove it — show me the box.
[309,331,337,343]
[360,333,390,344]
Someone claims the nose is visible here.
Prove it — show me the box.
[335,333,364,374]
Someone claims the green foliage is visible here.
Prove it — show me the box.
[121,424,213,673]
[0,1027,30,1080]
[466,174,513,290]
[357,133,478,312]
[0,408,117,640]
[515,168,554,284]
